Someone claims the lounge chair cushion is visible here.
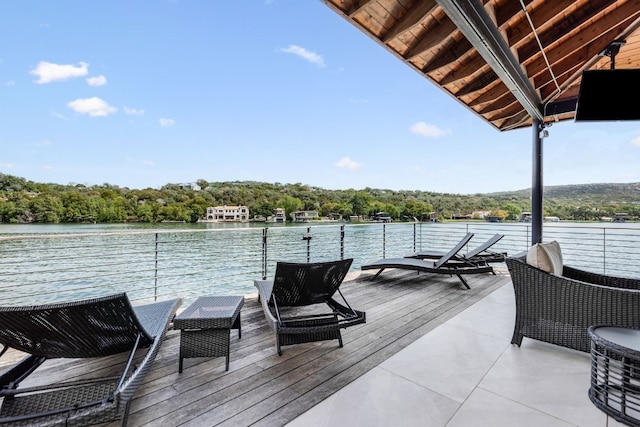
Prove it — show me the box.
[526,240,563,275]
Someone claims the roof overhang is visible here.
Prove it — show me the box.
[321,0,640,131]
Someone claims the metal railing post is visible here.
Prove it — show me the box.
[340,225,345,260]
[306,226,312,263]
[262,228,268,280]
[413,222,416,253]
[383,224,386,258]
[603,228,607,274]
[154,233,159,301]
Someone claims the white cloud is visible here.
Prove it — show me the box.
[410,121,450,138]
[30,61,89,84]
[41,164,52,170]
[142,160,155,166]
[335,156,362,171]
[67,97,117,117]
[413,166,427,174]
[280,45,326,68]
[631,135,640,147]
[124,106,145,116]
[5,80,15,87]
[0,163,14,169]
[86,75,107,87]
[159,118,175,128]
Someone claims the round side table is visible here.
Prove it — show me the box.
[588,326,640,426]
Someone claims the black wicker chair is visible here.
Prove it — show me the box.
[0,293,182,426]
[254,258,366,355]
[506,255,640,352]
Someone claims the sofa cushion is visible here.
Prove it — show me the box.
[526,240,563,275]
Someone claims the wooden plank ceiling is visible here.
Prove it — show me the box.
[321,0,640,131]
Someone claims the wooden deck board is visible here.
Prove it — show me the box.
[0,268,511,427]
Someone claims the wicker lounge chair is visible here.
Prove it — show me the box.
[407,233,506,264]
[254,258,366,355]
[506,255,640,352]
[0,293,182,426]
[361,233,494,289]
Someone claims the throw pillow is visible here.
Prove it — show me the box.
[526,240,563,275]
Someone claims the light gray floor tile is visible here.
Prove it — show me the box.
[287,282,614,427]
[444,295,515,341]
[447,388,576,427]
[379,322,510,403]
[286,366,460,427]
[481,281,513,305]
[479,340,605,426]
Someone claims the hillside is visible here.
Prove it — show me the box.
[490,182,640,205]
[2,172,640,223]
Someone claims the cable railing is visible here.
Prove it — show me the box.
[1,221,639,307]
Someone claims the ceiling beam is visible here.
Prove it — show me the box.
[436,0,544,121]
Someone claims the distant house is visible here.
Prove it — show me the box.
[178,182,201,191]
[272,208,286,223]
[290,210,319,222]
[452,214,473,220]
[614,213,631,222]
[472,210,492,219]
[203,205,249,222]
[372,212,392,222]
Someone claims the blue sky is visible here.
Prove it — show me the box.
[2,1,640,195]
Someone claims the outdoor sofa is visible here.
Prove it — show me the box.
[506,245,640,353]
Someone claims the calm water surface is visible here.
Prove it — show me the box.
[1,221,639,305]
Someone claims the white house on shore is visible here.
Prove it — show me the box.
[273,208,286,223]
[201,205,249,222]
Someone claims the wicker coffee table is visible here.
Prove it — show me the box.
[588,326,640,426]
[174,295,243,372]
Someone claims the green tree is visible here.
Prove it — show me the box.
[348,191,373,216]
[279,195,304,221]
[503,203,522,221]
[401,199,433,220]
[30,194,64,223]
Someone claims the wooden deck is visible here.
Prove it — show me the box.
[1,268,511,427]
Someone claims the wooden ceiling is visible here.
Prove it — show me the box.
[321,0,640,131]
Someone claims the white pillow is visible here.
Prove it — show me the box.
[526,241,563,275]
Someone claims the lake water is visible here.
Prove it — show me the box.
[1,221,639,305]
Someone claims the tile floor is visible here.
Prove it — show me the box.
[286,282,626,426]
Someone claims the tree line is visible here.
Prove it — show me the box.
[1,173,639,224]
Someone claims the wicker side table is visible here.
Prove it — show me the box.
[174,295,243,372]
[588,326,640,426]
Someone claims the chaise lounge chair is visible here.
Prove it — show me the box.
[406,233,507,264]
[0,293,182,426]
[254,258,366,355]
[361,233,494,289]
